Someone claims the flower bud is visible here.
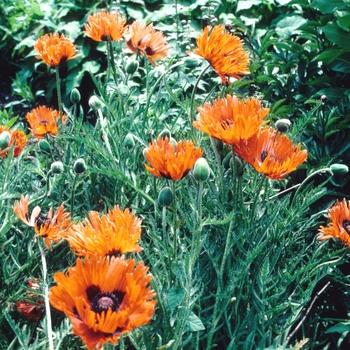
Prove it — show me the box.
[50,161,64,174]
[89,96,103,111]
[223,152,232,169]
[0,131,11,149]
[158,187,174,207]
[117,83,130,98]
[70,88,81,104]
[124,133,135,149]
[230,156,244,177]
[193,157,210,182]
[275,119,291,133]
[159,129,171,140]
[74,158,87,174]
[330,164,349,176]
[126,59,139,74]
[38,139,51,154]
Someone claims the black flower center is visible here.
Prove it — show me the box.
[91,292,121,313]
[343,220,350,234]
[35,214,51,228]
[261,150,269,162]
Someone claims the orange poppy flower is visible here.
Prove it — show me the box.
[13,195,72,247]
[0,126,27,158]
[124,21,170,66]
[66,205,143,257]
[49,256,156,350]
[194,94,269,145]
[84,10,126,42]
[234,127,308,180]
[188,25,250,84]
[318,199,350,248]
[144,136,203,180]
[16,278,43,321]
[25,106,66,139]
[34,33,79,67]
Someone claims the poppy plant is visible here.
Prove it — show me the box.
[0,126,27,158]
[234,127,308,180]
[25,106,66,139]
[144,136,203,180]
[124,21,170,66]
[13,195,72,247]
[318,199,350,248]
[188,25,250,84]
[66,205,143,257]
[34,33,79,67]
[194,94,269,145]
[49,256,156,350]
[84,10,126,42]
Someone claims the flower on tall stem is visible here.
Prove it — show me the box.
[34,33,79,67]
[188,25,250,84]
[84,10,126,42]
[0,126,27,158]
[234,127,308,180]
[49,256,156,350]
[25,106,66,140]
[144,136,203,180]
[194,94,269,145]
[124,21,170,66]
[66,205,143,257]
[318,199,350,248]
[13,195,72,247]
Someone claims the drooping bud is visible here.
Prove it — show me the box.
[193,157,210,182]
[126,59,139,74]
[158,187,174,207]
[38,139,51,154]
[275,119,291,133]
[70,88,81,104]
[50,161,64,174]
[159,129,171,140]
[124,133,135,149]
[0,131,11,149]
[330,164,349,176]
[89,96,103,111]
[74,158,87,174]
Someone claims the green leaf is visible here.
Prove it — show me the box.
[336,11,350,30]
[325,321,350,334]
[330,52,350,73]
[313,87,348,103]
[310,0,347,14]
[167,287,184,312]
[321,24,350,49]
[185,312,205,332]
[275,15,307,39]
[313,48,345,64]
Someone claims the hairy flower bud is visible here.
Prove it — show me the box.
[126,59,139,74]
[159,129,171,140]
[193,157,210,182]
[230,156,244,177]
[38,139,51,154]
[89,96,103,111]
[74,158,87,174]
[330,164,349,176]
[70,88,81,104]
[124,133,135,149]
[275,119,291,133]
[158,187,174,207]
[0,131,11,149]
[51,161,64,174]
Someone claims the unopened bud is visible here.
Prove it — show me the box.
[70,88,81,104]
[230,156,244,177]
[193,157,210,182]
[126,59,139,74]
[223,152,232,169]
[124,133,135,149]
[50,161,64,174]
[117,83,130,97]
[0,131,11,149]
[158,187,174,207]
[330,164,349,176]
[74,158,87,174]
[38,139,51,154]
[159,129,171,140]
[89,96,103,111]
[275,119,291,133]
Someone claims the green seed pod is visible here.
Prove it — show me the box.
[124,133,135,149]
[38,139,51,154]
[330,164,349,176]
[230,156,244,177]
[158,187,174,207]
[70,88,81,104]
[74,158,87,174]
[193,157,210,182]
[126,59,139,74]
[275,119,291,133]
[50,161,64,174]
[0,131,11,149]
[159,129,171,140]
[89,96,103,111]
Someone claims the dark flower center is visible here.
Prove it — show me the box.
[91,292,121,313]
[35,214,51,228]
[261,150,269,162]
[145,46,155,56]
[343,220,350,234]
[106,249,122,257]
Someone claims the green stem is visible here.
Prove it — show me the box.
[107,37,118,85]
[211,137,224,198]
[70,174,78,219]
[172,180,177,262]
[55,66,63,120]
[250,175,267,223]
[97,108,114,158]
[38,239,54,350]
